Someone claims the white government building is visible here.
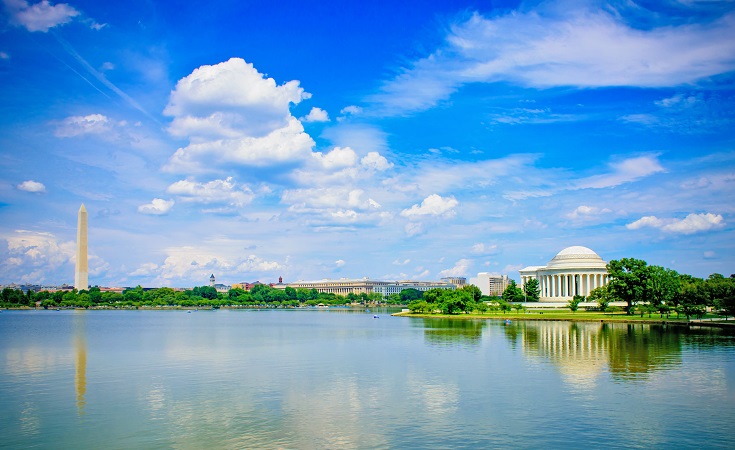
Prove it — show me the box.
[519,246,610,302]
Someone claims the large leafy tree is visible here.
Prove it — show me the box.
[706,274,735,317]
[647,265,680,315]
[607,258,650,314]
[501,280,525,302]
[523,279,540,302]
[459,285,483,302]
[399,288,423,303]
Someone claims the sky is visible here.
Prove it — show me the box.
[1,0,734,288]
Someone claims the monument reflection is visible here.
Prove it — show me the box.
[503,321,684,385]
[73,311,87,415]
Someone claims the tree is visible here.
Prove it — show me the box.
[408,299,430,313]
[399,288,423,303]
[678,279,708,320]
[705,274,735,317]
[501,280,524,303]
[523,278,540,302]
[607,258,650,314]
[647,265,680,315]
[587,285,611,312]
[568,295,583,313]
[460,285,483,302]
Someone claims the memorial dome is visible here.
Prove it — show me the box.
[546,246,607,269]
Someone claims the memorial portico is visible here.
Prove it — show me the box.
[519,246,609,302]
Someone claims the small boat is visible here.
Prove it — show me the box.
[373,315,379,319]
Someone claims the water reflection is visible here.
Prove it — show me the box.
[503,321,686,385]
[419,318,487,347]
[74,311,87,415]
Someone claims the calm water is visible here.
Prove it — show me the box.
[1,309,734,449]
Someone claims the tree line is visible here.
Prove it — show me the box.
[0,284,384,309]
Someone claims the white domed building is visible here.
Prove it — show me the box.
[519,246,609,302]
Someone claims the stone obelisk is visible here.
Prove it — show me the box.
[74,204,88,290]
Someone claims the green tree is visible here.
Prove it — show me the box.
[678,279,708,320]
[460,285,483,302]
[647,265,680,315]
[587,285,611,312]
[705,274,735,317]
[568,295,583,313]
[607,258,650,314]
[501,280,524,303]
[399,288,423,303]
[408,299,430,313]
[522,278,541,302]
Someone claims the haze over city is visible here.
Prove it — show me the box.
[1,0,734,288]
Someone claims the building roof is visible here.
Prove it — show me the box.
[546,246,606,269]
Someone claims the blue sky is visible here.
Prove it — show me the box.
[1,0,734,288]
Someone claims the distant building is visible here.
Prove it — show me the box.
[519,246,609,302]
[282,278,388,296]
[469,273,510,297]
[440,277,466,287]
[373,280,455,298]
[208,274,231,293]
[231,281,272,291]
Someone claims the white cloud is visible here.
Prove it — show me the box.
[312,146,358,169]
[626,212,725,234]
[361,151,393,171]
[130,262,159,276]
[165,117,315,172]
[4,0,79,32]
[392,259,411,266]
[471,243,498,255]
[16,180,46,193]
[54,114,117,137]
[165,58,309,139]
[282,187,380,211]
[300,107,329,122]
[167,177,254,207]
[335,259,346,268]
[574,155,665,189]
[438,259,472,277]
[404,222,424,237]
[566,205,612,220]
[703,251,717,260]
[163,58,315,172]
[370,8,735,115]
[138,198,175,215]
[401,194,458,218]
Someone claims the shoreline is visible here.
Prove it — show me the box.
[391,311,735,328]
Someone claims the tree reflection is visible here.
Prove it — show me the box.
[502,321,685,384]
[420,318,487,347]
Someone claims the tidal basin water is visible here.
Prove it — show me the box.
[1,309,734,449]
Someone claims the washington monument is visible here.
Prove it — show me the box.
[75,204,88,290]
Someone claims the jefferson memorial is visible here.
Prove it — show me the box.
[519,246,609,302]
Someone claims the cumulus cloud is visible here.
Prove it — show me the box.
[167,177,254,207]
[311,146,358,169]
[0,230,104,284]
[626,212,725,234]
[300,107,329,122]
[393,259,411,266]
[438,259,472,277]
[361,151,393,171]
[566,205,612,220]
[335,259,346,268]
[401,194,458,218]
[370,8,735,115]
[4,0,79,32]
[163,58,315,172]
[16,180,46,193]
[138,198,175,215]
